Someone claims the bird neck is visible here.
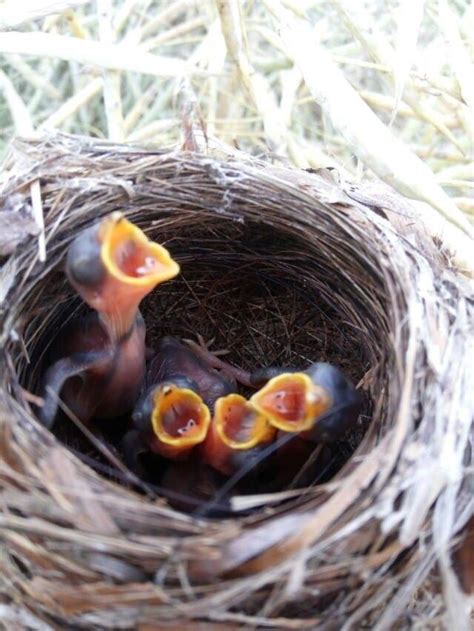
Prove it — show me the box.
[99,301,141,342]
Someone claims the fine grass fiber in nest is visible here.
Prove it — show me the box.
[0,133,473,630]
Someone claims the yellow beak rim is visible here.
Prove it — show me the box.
[151,385,211,447]
[250,372,332,433]
[100,212,180,287]
[214,393,275,450]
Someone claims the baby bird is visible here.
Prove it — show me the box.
[129,376,211,461]
[146,336,235,410]
[123,336,233,467]
[38,212,179,429]
[249,362,362,443]
[200,393,276,476]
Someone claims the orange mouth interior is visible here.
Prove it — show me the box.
[251,373,331,432]
[215,394,275,450]
[152,385,210,447]
[259,379,307,422]
[100,213,180,286]
[114,240,158,279]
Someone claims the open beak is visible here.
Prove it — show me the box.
[201,394,276,475]
[149,384,211,460]
[250,373,332,433]
[67,212,180,338]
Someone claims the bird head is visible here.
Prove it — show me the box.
[250,372,332,433]
[139,381,211,459]
[66,212,180,339]
[202,394,275,475]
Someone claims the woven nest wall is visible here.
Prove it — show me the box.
[0,134,472,630]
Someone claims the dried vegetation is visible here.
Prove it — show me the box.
[0,1,473,629]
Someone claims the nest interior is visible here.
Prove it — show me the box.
[0,134,472,630]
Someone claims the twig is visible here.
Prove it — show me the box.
[113,0,141,37]
[65,7,89,38]
[127,0,191,43]
[123,84,160,134]
[231,487,318,511]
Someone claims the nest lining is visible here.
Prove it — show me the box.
[0,134,472,629]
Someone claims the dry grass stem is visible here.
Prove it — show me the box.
[97,0,124,142]
[0,32,197,79]
[330,0,468,153]
[0,0,90,30]
[392,0,426,121]
[6,55,61,101]
[215,0,286,151]
[264,0,473,246]
[1,0,469,230]
[39,78,103,130]
[0,69,34,135]
[437,0,474,112]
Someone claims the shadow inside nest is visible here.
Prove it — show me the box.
[22,218,373,519]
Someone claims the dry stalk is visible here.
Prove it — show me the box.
[97,0,124,142]
[263,0,474,270]
[39,77,103,130]
[0,0,90,30]
[0,32,197,78]
[216,0,286,152]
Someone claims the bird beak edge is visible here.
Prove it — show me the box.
[100,212,180,294]
[150,385,211,458]
[250,373,332,433]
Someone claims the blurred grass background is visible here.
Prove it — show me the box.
[0,1,472,236]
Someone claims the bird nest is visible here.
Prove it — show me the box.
[0,133,472,630]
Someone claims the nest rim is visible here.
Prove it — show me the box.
[0,133,472,629]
